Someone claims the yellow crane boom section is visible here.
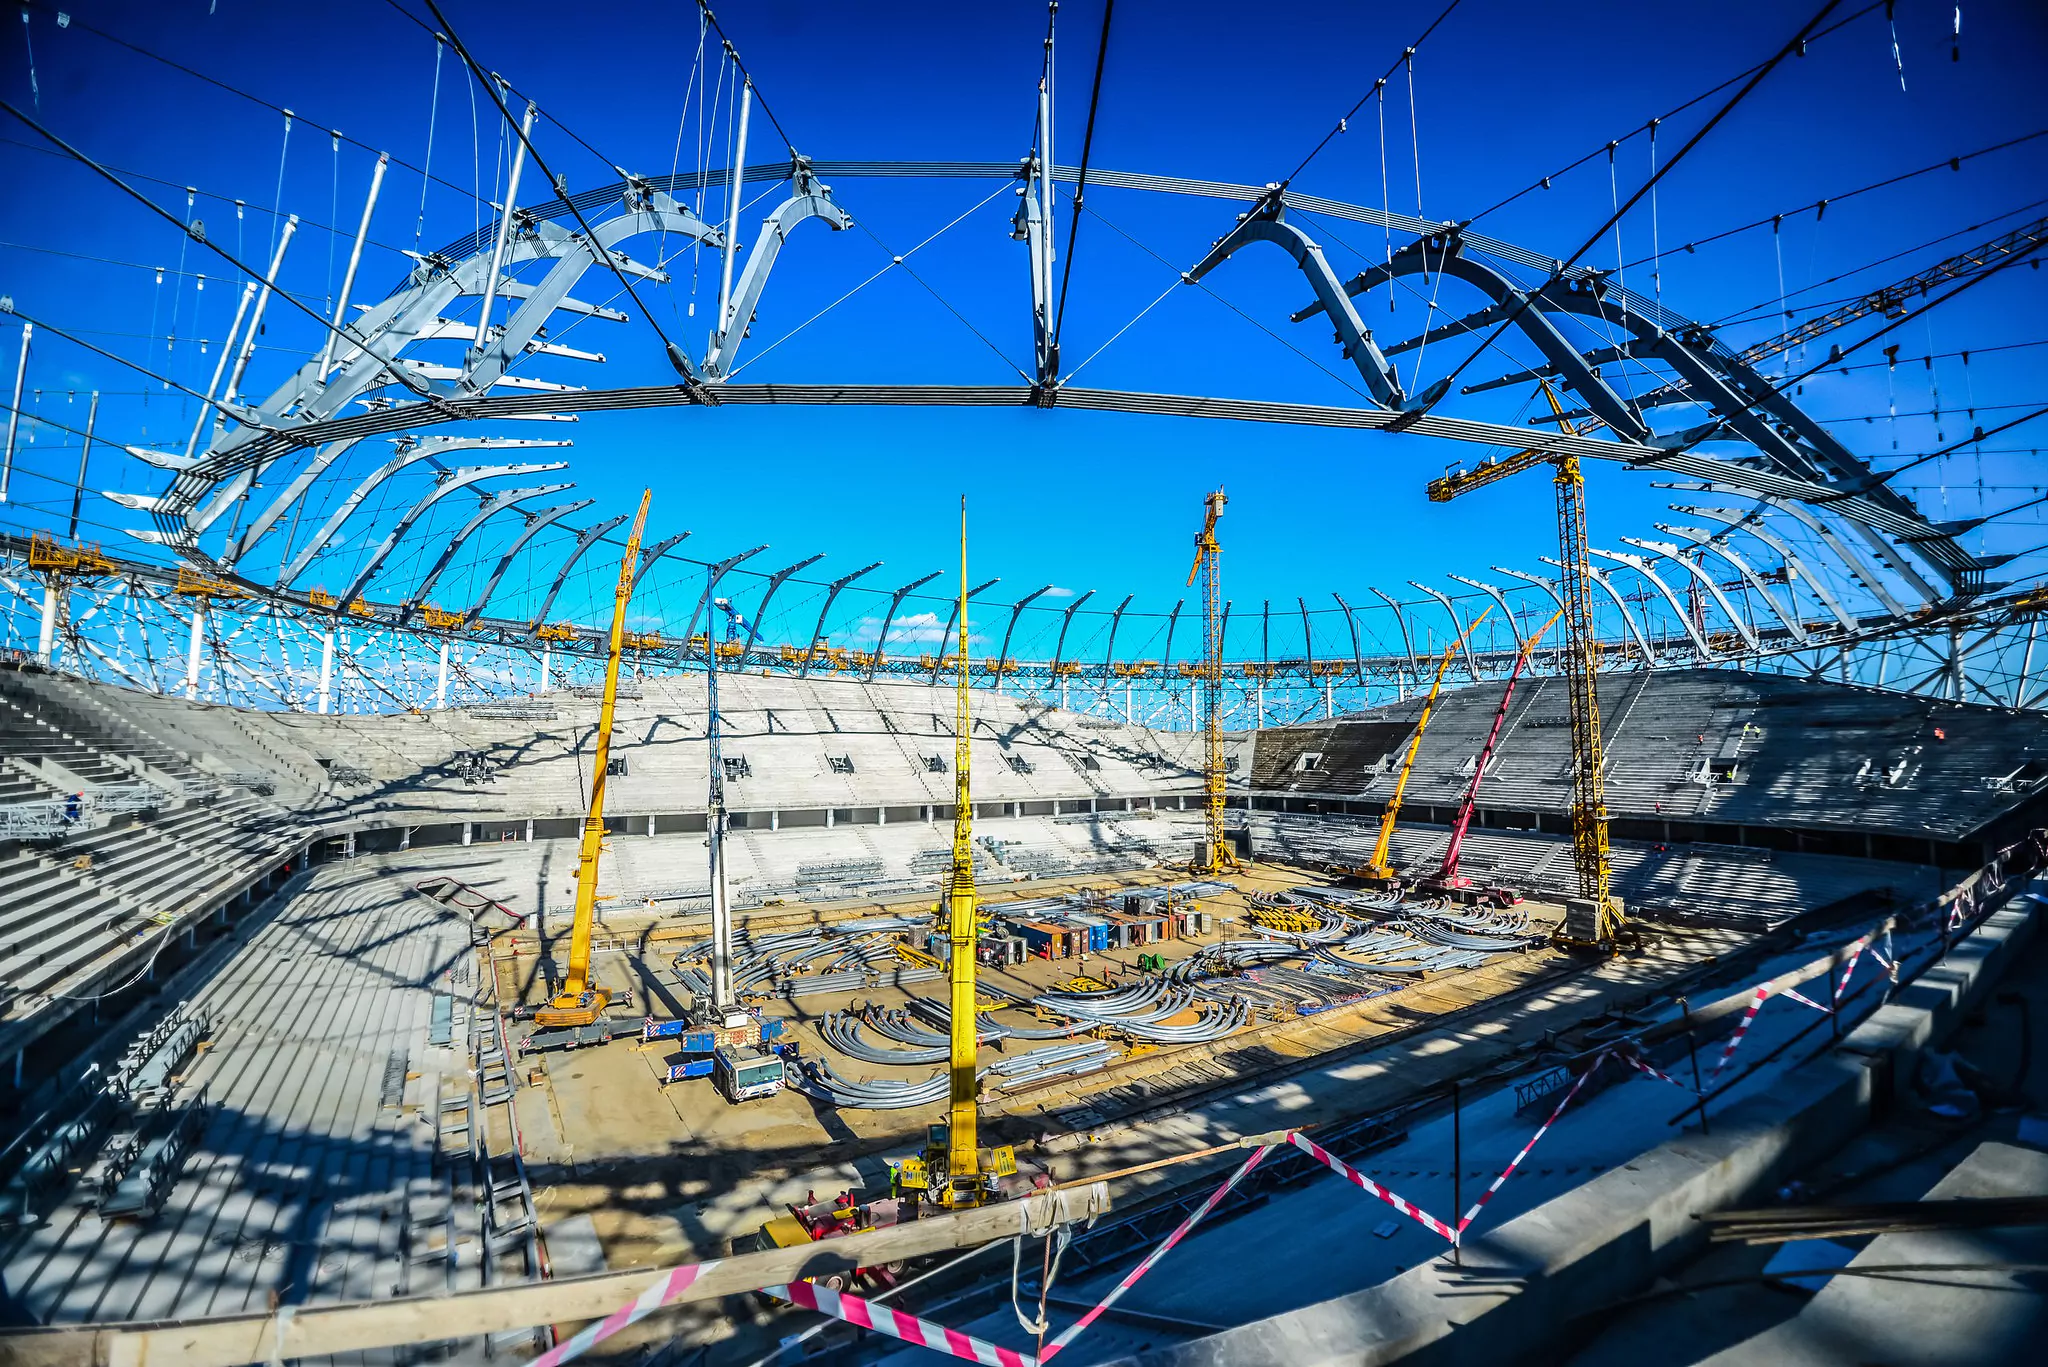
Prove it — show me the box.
[1366,607,1489,878]
[536,488,651,1029]
[944,496,981,1201]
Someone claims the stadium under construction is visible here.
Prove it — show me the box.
[2,3,2047,1366]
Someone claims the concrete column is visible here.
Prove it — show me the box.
[877,808,888,826]
[184,604,206,700]
[344,830,357,858]
[1059,679,1069,710]
[316,628,335,714]
[461,821,473,846]
[1323,680,1333,718]
[825,809,835,828]
[539,643,551,694]
[36,578,59,665]
[400,826,412,851]
[435,641,450,709]
[525,818,535,842]
[645,814,655,836]
[770,809,781,831]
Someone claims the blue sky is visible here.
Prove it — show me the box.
[2,0,2045,653]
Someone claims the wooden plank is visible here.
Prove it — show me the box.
[0,1182,1110,1367]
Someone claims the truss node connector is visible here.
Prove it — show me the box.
[28,533,116,577]
[174,567,249,599]
[535,621,578,642]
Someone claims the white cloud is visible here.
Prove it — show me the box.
[1043,586,1075,598]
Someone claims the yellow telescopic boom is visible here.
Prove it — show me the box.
[536,489,652,1029]
[942,495,981,1204]
[1364,607,1490,880]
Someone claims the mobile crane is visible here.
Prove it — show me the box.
[1187,490,1238,875]
[1413,610,1561,904]
[1356,610,1487,886]
[533,490,650,1030]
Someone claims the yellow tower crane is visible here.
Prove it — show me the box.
[1360,609,1487,883]
[1187,489,1239,875]
[1425,382,1622,944]
[534,489,652,1029]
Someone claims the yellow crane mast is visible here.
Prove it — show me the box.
[1424,381,1621,944]
[1361,609,1487,882]
[534,489,651,1029]
[1187,489,1238,874]
[939,495,982,1205]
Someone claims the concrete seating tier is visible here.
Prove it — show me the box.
[1248,667,2048,842]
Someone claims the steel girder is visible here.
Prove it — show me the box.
[800,561,881,676]
[462,498,595,623]
[337,462,568,607]
[529,513,631,627]
[866,570,941,680]
[404,482,575,616]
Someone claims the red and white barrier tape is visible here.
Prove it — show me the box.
[1706,984,1770,1087]
[1284,1132,1457,1242]
[1834,935,1871,1003]
[532,1259,720,1367]
[1777,985,1832,1014]
[1038,1143,1273,1359]
[765,1281,1034,1367]
[1457,1052,1609,1234]
[1617,1052,1694,1093]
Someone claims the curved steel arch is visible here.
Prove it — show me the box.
[1655,522,1809,645]
[529,513,630,626]
[406,482,574,614]
[338,462,566,607]
[1621,535,1762,651]
[463,498,595,622]
[1592,546,1714,657]
[96,155,1998,679]
[1672,502,1857,632]
[800,560,882,676]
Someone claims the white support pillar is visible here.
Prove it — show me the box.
[825,808,835,829]
[770,809,780,832]
[1125,680,1134,723]
[717,82,754,332]
[36,578,59,665]
[435,640,450,709]
[525,818,534,841]
[1059,678,1069,710]
[316,628,335,714]
[877,807,888,826]
[462,821,473,845]
[538,643,551,694]
[1323,680,1333,718]
[475,102,536,351]
[184,604,206,700]
[645,814,655,836]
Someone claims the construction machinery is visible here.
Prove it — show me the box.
[1355,610,1488,885]
[891,498,1025,1209]
[532,489,651,1030]
[1414,610,1563,904]
[697,596,750,1031]
[1427,381,1622,946]
[1187,490,1239,875]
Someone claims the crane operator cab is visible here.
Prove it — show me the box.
[713,1044,786,1103]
